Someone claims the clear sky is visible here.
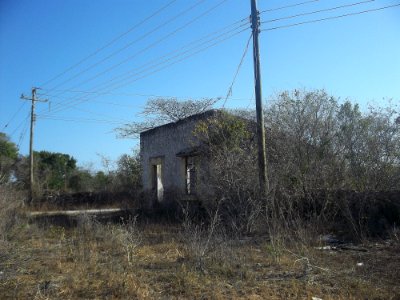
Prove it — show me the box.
[1,0,399,170]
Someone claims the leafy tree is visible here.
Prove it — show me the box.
[93,171,112,191]
[34,151,77,191]
[68,169,94,192]
[88,152,142,193]
[114,152,141,193]
[0,132,19,184]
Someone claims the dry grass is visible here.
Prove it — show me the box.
[0,211,399,300]
[0,186,25,241]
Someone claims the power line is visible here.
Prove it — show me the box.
[2,101,27,130]
[9,112,30,139]
[78,21,249,93]
[260,0,320,13]
[40,102,133,123]
[38,25,249,116]
[38,25,247,116]
[84,24,249,95]
[40,91,216,102]
[39,89,184,98]
[262,3,400,32]
[86,28,250,101]
[245,90,255,109]
[40,3,394,117]
[40,95,142,108]
[40,1,234,117]
[222,33,252,107]
[39,89,256,101]
[37,115,124,125]
[49,0,232,94]
[46,0,211,91]
[261,0,376,23]
[39,0,178,88]
[38,16,247,98]
[40,90,255,102]
[17,119,30,149]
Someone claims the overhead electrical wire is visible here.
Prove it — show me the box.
[9,112,30,140]
[86,25,249,94]
[42,26,249,117]
[261,0,376,23]
[93,27,250,93]
[39,89,204,99]
[105,2,398,104]
[46,0,211,91]
[48,0,232,95]
[35,1,399,124]
[38,18,249,116]
[37,116,125,125]
[70,19,247,92]
[262,3,400,32]
[2,101,27,130]
[40,0,234,116]
[38,17,248,99]
[39,102,133,123]
[39,24,248,116]
[39,2,395,117]
[245,91,255,109]
[38,95,142,108]
[39,0,179,88]
[260,0,320,13]
[222,33,252,108]
[45,1,391,116]
[39,90,256,103]
[17,120,30,149]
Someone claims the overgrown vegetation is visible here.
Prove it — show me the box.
[265,90,400,192]
[191,90,399,240]
[0,89,399,298]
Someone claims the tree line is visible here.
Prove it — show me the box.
[0,134,141,196]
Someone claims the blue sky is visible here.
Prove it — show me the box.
[1,0,399,170]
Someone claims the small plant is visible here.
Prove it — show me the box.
[180,203,226,272]
[118,215,141,265]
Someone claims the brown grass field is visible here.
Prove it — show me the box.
[0,212,399,300]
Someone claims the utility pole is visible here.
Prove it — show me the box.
[250,0,268,195]
[21,88,47,203]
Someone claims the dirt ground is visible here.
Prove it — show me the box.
[0,218,399,299]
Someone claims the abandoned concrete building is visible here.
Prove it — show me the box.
[140,110,220,203]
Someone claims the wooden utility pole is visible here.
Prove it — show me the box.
[21,88,47,202]
[250,0,268,195]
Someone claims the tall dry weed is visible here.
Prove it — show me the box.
[0,186,25,241]
[115,215,142,265]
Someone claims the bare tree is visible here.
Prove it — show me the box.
[116,97,218,138]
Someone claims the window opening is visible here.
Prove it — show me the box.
[185,156,196,195]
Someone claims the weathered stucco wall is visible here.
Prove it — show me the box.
[140,110,218,200]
